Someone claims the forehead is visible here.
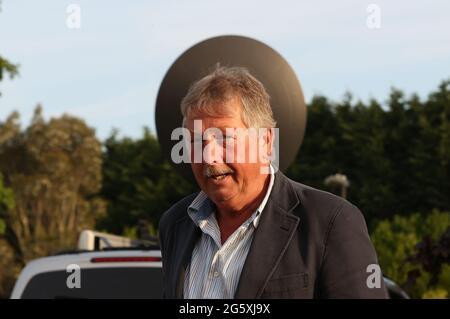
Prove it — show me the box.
[185,100,245,130]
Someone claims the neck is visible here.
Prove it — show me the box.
[220,173,270,213]
[214,173,271,242]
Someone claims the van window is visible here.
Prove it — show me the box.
[20,267,163,299]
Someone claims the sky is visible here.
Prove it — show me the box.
[0,1,449,140]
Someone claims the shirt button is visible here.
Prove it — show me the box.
[213,271,219,278]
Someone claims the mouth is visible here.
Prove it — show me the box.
[203,165,235,184]
[209,172,232,181]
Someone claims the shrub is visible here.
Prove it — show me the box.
[371,210,450,298]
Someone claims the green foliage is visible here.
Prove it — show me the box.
[0,106,106,263]
[287,80,450,225]
[0,173,14,210]
[371,210,450,298]
[422,288,448,299]
[0,56,19,82]
[0,25,20,95]
[0,219,5,235]
[0,173,15,235]
[122,225,137,240]
[97,127,197,235]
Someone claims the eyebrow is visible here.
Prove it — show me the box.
[188,126,244,132]
[188,127,227,135]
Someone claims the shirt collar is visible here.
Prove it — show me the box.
[253,164,275,227]
[187,165,276,228]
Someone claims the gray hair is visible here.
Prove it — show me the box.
[181,65,276,128]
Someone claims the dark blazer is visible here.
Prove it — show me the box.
[158,171,388,298]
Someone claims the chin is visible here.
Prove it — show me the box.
[207,188,236,204]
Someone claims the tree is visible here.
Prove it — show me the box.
[0,106,106,264]
[0,173,14,234]
[286,80,450,226]
[371,210,450,298]
[0,56,18,94]
[0,173,17,298]
[0,2,24,296]
[0,2,20,96]
[98,128,196,235]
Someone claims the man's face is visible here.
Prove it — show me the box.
[185,99,273,209]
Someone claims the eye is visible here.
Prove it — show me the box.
[223,135,236,141]
[217,135,235,144]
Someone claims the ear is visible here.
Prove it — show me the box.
[260,127,274,161]
[267,127,274,156]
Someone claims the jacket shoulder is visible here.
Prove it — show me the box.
[289,176,357,207]
[284,175,364,227]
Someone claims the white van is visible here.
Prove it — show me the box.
[10,230,163,299]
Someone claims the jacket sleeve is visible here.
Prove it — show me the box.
[318,202,389,298]
[158,213,170,299]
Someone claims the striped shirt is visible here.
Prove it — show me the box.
[183,166,275,299]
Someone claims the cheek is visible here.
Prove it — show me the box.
[230,166,245,184]
[223,144,236,163]
[238,163,263,181]
[224,137,251,164]
[190,164,203,179]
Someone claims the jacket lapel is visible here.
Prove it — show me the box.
[234,171,301,298]
[171,216,201,298]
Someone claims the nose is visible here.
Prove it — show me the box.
[203,137,224,164]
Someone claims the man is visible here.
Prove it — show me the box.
[158,66,388,299]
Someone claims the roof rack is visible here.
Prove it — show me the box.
[77,230,160,251]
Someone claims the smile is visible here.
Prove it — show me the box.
[209,173,232,181]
